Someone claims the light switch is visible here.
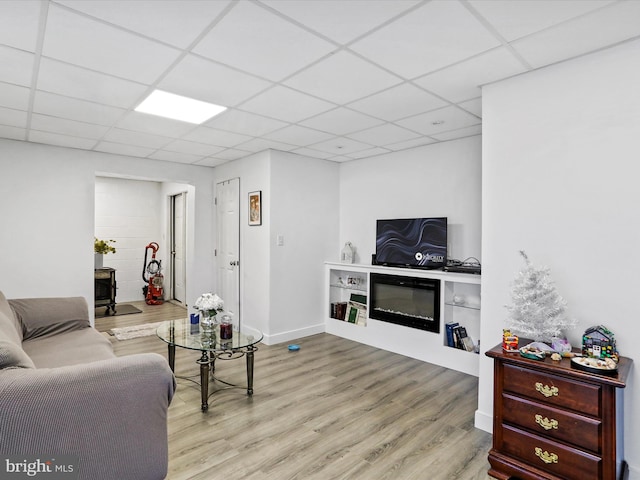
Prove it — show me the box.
[276,234,284,246]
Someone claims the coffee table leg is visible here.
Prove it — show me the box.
[197,351,209,412]
[246,345,255,396]
[168,344,175,372]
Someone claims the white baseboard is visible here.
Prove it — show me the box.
[474,409,493,434]
[261,323,325,346]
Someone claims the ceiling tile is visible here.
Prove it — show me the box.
[235,137,296,153]
[194,156,229,167]
[350,0,500,79]
[347,123,420,146]
[300,107,384,135]
[30,113,109,139]
[0,106,27,128]
[430,124,482,141]
[37,58,148,108]
[414,47,527,103]
[239,86,334,123]
[57,0,232,49]
[205,109,288,136]
[0,82,30,111]
[115,111,195,138]
[0,46,35,87]
[0,0,41,51]
[0,124,26,141]
[148,150,204,164]
[459,98,482,117]
[208,148,253,161]
[182,126,253,148]
[28,130,97,149]
[468,0,614,42]
[102,128,173,149]
[512,1,640,68]
[307,136,372,155]
[159,54,272,108]
[33,91,126,126]
[348,83,448,121]
[93,141,155,158]
[290,147,335,160]
[385,136,437,152]
[43,4,181,84]
[262,0,420,44]
[284,50,402,104]
[325,155,352,163]
[347,146,392,159]
[396,106,480,136]
[193,0,336,82]
[263,124,335,146]
[162,139,226,157]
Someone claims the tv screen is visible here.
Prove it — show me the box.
[375,217,447,269]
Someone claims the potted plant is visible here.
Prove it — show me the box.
[94,238,116,269]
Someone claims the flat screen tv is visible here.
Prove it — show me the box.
[375,217,447,269]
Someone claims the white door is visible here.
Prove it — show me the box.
[216,178,240,329]
[171,192,187,305]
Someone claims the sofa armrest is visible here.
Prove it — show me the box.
[0,353,175,480]
[9,296,90,340]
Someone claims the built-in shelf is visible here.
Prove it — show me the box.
[324,262,481,376]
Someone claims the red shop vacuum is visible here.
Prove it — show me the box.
[142,242,164,305]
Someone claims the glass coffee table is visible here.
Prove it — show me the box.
[156,319,263,412]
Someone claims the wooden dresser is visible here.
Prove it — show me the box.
[486,342,631,480]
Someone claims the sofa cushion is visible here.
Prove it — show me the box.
[22,327,115,368]
[0,340,35,369]
[10,296,90,341]
[0,291,22,345]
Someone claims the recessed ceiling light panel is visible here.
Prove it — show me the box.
[135,90,226,124]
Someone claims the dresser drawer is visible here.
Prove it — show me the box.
[503,363,601,416]
[501,424,602,480]
[502,393,601,453]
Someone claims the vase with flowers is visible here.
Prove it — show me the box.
[194,293,224,333]
[94,237,116,269]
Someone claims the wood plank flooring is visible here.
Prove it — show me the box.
[96,301,493,480]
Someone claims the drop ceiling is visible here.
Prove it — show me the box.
[1,0,639,166]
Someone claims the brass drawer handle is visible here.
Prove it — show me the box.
[535,414,559,430]
[535,382,559,398]
[535,447,558,464]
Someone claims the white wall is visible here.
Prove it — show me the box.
[0,140,95,300]
[269,150,339,342]
[479,39,640,477]
[214,150,271,336]
[336,137,482,371]
[95,176,162,302]
[339,136,482,265]
[214,149,340,343]
[0,139,216,322]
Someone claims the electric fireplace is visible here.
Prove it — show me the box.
[369,273,440,333]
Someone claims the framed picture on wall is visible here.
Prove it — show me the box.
[249,191,262,226]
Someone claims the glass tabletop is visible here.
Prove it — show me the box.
[156,318,263,352]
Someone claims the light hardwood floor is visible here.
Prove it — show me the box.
[96,301,493,480]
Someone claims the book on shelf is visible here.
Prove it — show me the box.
[445,322,459,348]
[346,299,367,326]
[450,325,475,352]
[330,302,348,320]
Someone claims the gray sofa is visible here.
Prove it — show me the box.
[0,291,175,480]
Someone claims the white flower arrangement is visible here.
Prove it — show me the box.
[194,293,224,313]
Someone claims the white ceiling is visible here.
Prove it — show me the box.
[1,0,639,167]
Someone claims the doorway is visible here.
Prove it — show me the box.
[216,178,240,330]
[170,192,187,305]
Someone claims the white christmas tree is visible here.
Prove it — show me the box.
[505,251,576,343]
